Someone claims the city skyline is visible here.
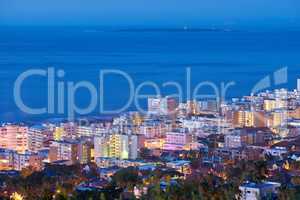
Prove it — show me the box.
[2,79,300,199]
[1,1,300,199]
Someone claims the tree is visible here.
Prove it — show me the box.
[20,167,35,179]
[112,167,141,191]
[292,176,300,185]
[278,185,296,200]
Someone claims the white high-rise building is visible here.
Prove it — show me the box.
[28,126,45,152]
[94,134,138,160]
[129,135,138,159]
[94,136,109,158]
[297,79,300,91]
[49,141,78,164]
[148,97,167,114]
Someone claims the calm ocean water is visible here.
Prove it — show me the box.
[0,27,300,122]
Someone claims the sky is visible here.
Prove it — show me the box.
[0,0,300,27]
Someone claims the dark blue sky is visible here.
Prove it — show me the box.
[1,0,300,27]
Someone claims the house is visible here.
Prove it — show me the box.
[239,181,281,200]
[166,160,191,175]
[289,151,300,161]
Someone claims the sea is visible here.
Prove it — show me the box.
[0,26,300,122]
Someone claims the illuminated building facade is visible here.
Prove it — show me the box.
[0,148,14,170]
[148,96,177,115]
[77,140,93,164]
[233,111,266,128]
[54,127,65,141]
[49,141,79,164]
[0,125,29,153]
[163,131,193,151]
[145,138,165,149]
[94,134,138,160]
[28,126,45,152]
